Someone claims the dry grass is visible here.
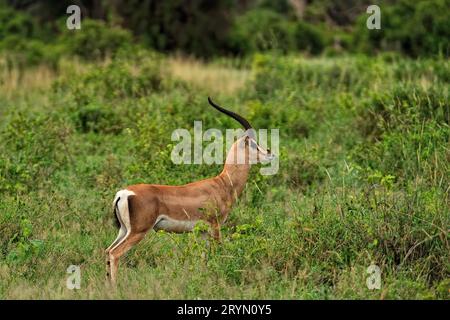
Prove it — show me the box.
[0,63,55,98]
[0,55,248,99]
[0,57,97,118]
[168,56,250,95]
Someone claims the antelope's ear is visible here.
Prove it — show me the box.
[244,128,256,139]
[238,135,249,148]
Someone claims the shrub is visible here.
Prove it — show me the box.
[353,83,449,184]
[0,113,71,193]
[229,9,329,56]
[0,36,62,68]
[0,4,58,67]
[72,103,123,134]
[61,19,133,60]
[0,4,35,39]
[53,49,165,102]
[353,0,450,57]
[357,84,449,139]
[229,9,296,55]
[293,21,326,54]
[251,54,377,98]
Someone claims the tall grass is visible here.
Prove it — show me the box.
[0,51,448,299]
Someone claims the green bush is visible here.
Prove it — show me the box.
[353,83,449,184]
[72,103,123,134]
[229,9,328,56]
[0,5,58,67]
[54,49,165,103]
[61,19,134,60]
[0,4,35,39]
[353,0,450,57]
[0,113,71,193]
[229,9,296,54]
[293,21,326,54]
[0,36,62,68]
[250,54,378,98]
[357,84,449,139]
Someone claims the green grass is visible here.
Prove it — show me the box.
[0,51,448,299]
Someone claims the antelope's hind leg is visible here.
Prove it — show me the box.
[106,190,158,284]
[105,190,135,283]
[105,195,127,280]
[108,231,147,284]
[105,226,126,279]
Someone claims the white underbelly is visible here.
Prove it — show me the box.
[154,215,198,232]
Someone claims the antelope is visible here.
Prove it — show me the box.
[105,97,274,283]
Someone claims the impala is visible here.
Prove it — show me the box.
[105,97,274,283]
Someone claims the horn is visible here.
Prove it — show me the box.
[208,97,252,130]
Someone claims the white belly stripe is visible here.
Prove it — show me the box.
[154,215,198,232]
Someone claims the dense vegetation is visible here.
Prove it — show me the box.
[1,48,448,298]
[0,1,448,299]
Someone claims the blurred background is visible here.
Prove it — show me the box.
[0,0,448,65]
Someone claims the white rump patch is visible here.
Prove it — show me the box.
[109,189,136,252]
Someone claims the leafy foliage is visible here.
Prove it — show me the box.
[354,0,450,57]
[60,19,133,61]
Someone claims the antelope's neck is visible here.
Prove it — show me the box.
[219,163,250,198]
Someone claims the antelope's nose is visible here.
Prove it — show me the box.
[266,152,275,161]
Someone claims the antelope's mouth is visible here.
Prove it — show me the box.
[261,153,276,163]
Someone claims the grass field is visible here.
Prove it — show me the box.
[0,51,448,299]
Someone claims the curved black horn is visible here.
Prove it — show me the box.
[208,97,252,130]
